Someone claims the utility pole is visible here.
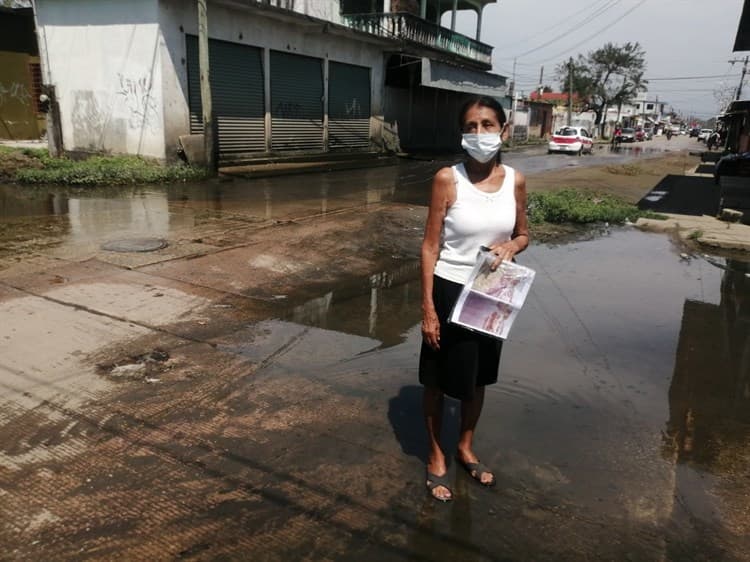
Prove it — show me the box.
[729,55,749,101]
[567,57,573,126]
[538,65,544,95]
[198,0,217,173]
[509,58,517,140]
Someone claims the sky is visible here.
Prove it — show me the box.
[444,0,747,121]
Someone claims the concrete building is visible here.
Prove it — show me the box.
[32,0,507,162]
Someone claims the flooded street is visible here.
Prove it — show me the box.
[1,141,749,560]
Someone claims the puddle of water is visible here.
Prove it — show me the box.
[0,163,436,255]
[228,227,749,559]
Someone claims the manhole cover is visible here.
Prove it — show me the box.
[101,238,168,253]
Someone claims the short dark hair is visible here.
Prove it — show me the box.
[458,95,508,129]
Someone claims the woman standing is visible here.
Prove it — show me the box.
[419,96,530,502]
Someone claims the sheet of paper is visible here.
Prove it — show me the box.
[449,251,535,340]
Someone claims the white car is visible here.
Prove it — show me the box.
[697,129,713,142]
[548,126,594,155]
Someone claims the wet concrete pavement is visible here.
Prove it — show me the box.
[1,138,749,560]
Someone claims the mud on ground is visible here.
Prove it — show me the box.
[527,150,700,202]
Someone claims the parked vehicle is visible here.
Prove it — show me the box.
[698,129,713,142]
[619,127,636,142]
[548,126,594,155]
[689,127,700,138]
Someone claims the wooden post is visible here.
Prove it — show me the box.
[567,57,573,126]
[198,0,217,173]
[475,5,482,41]
[737,56,748,101]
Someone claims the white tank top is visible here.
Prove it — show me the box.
[433,163,517,284]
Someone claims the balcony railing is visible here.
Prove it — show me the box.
[343,12,493,67]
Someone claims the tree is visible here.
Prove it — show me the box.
[557,42,648,135]
[0,0,32,7]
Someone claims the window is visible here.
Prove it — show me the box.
[29,62,43,113]
[636,103,641,110]
[646,103,654,110]
[341,0,383,14]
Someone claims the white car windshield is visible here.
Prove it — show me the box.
[555,128,578,136]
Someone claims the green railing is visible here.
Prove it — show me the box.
[344,12,492,66]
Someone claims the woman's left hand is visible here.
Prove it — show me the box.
[486,240,520,270]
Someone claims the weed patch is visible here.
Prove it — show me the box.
[605,163,645,176]
[1,147,207,185]
[527,189,661,225]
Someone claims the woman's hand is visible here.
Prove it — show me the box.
[486,239,522,270]
[422,309,441,350]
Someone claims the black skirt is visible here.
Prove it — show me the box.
[419,275,503,401]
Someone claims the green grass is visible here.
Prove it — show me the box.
[1,147,207,185]
[527,189,665,225]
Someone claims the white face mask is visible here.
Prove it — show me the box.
[461,133,502,163]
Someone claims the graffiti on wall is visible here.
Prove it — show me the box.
[116,72,159,131]
[72,90,107,149]
[0,82,32,107]
[345,98,362,118]
[274,101,303,119]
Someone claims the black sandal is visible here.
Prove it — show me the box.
[456,457,496,487]
[426,470,453,502]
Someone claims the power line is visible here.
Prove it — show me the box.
[645,74,742,81]
[511,0,622,59]
[526,0,649,65]
[493,0,609,50]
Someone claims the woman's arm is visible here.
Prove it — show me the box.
[421,167,455,350]
[488,169,530,268]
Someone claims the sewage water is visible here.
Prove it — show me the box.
[236,227,750,560]
[0,142,675,260]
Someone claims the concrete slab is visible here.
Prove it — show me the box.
[0,258,276,342]
[140,205,424,303]
[0,286,152,414]
[636,214,750,252]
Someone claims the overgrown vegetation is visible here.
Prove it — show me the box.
[605,163,645,176]
[0,146,207,185]
[527,189,664,225]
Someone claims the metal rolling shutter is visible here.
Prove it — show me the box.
[270,51,323,151]
[186,35,265,156]
[328,62,371,149]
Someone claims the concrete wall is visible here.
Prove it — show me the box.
[35,0,166,158]
[266,0,345,25]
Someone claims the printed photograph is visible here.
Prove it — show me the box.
[455,292,518,339]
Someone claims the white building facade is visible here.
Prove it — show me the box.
[33,0,506,162]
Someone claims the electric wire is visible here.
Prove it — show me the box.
[493,0,612,51]
[512,0,622,59]
[525,0,649,65]
[645,74,742,81]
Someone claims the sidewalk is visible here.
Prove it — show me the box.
[637,213,750,252]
